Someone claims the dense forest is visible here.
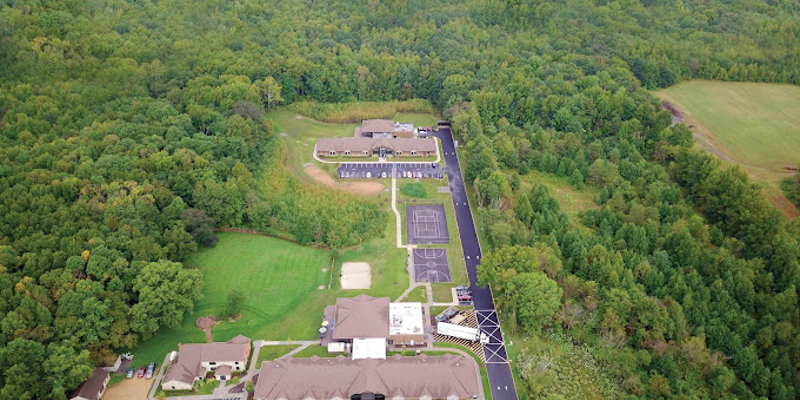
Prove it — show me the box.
[1,0,799,398]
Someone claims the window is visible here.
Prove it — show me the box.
[209,362,216,365]
[396,151,402,156]
[364,151,369,156]
[234,361,239,365]
[411,151,417,156]
[344,151,351,156]
[329,151,336,156]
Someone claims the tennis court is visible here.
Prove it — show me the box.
[405,204,449,244]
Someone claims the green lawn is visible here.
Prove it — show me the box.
[129,233,331,365]
[432,283,455,303]
[394,112,439,127]
[516,170,598,222]
[403,285,427,303]
[293,345,338,358]
[656,80,800,182]
[255,344,301,367]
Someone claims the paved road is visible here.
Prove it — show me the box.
[434,127,518,400]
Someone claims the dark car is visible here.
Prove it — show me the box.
[444,307,459,318]
[137,367,146,378]
[126,368,135,379]
[145,362,156,379]
[436,314,447,322]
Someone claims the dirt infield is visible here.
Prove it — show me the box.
[340,262,371,289]
[196,315,215,343]
[103,377,153,400]
[304,165,385,195]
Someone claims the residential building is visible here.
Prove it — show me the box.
[315,137,436,158]
[161,335,251,391]
[355,119,415,139]
[69,368,110,400]
[254,354,481,400]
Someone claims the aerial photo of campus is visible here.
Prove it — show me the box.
[2,1,800,400]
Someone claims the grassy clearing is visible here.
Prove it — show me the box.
[397,179,468,285]
[394,112,439,127]
[129,233,330,365]
[432,283,455,303]
[288,99,435,124]
[131,226,407,365]
[402,285,427,303]
[502,331,622,400]
[400,181,428,198]
[293,345,338,358]
[516,170,598,222]
[265,110,357,183]
[656,81,800,182]
[256,345,301,366]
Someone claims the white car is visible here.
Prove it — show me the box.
[366,172,372,178]
[381,171,387,178]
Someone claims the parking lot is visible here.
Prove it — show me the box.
[336,163,444,179]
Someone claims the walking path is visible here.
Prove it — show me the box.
[434,127,518,400]
[391,172,403,248]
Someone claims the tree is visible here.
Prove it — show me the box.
[130,261,202,336]
[256,77,283,110]
[224,289,245,318]
[181,208,218,247]
[507,272,562,334]
[43,342,93,398]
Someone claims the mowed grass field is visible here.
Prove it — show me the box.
[656,80,800,182]
[129,233,331,364]
[131,225,409,365]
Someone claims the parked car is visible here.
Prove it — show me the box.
[458,294,473,302]
[381,171,387,178]
[137,367,146,378]
[126,368,135,379]
[145,362,156,379]
[436,314,447,322]
[366,171,372,178]
[444,306,459,318]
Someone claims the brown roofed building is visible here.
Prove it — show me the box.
[316,137,436,158]
[161,335,251,391]
[332,294,390,341]
[355,119,415,139]
[254,354,481,400]
[69,368,110,400]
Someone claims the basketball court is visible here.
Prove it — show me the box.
[406,204,449,244]
[412,248,451,283]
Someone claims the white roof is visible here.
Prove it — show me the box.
[327,342,345,353]
[389,302,424,336]
[351,338,386,360]
[437,322,479,341]
[394,122,414,132]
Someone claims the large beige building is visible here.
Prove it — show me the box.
[316,137,436,158]
[355,119,415,138]
[161,335,250,391]
[254,354,481,400]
